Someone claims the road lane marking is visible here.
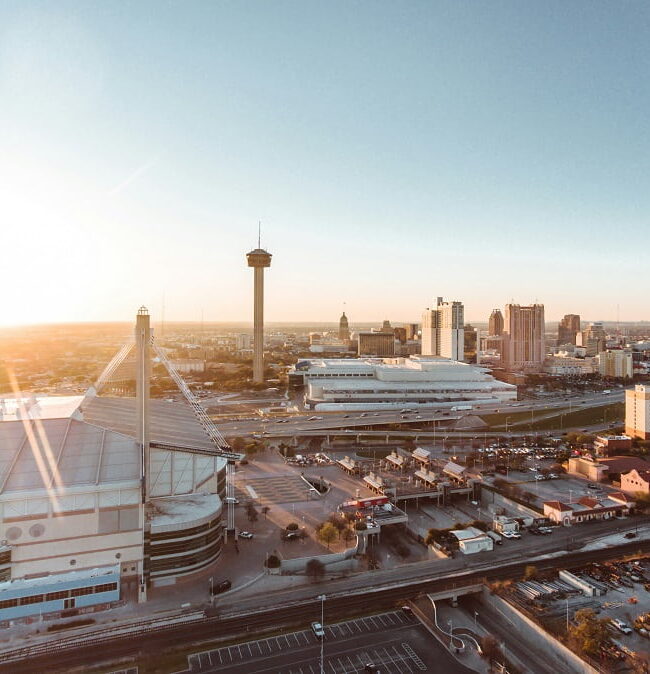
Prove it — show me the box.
[392,644,413,673]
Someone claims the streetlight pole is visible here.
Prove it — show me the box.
[209,576,213,605]
[474,611,478,628]
[318,594,326,674]
[566,598,569,632]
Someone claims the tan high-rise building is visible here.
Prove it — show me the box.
[626,385,650,439]
[503,304,545,372]
[404,323,419,340]
[597,350,633,379]
[558,314,581,345]
[421,297,464,360]
[577,321,606,357]
[246,245,272,383]
[488,309,504,336]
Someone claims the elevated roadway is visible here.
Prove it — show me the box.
[216,391,624,437]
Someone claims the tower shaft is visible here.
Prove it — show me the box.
[246,246,272,384]
[253,266,265,382]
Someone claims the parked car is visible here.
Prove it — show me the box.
[311,622,325,638]
[611,618,632,635]
[212,579,231,594]
[239,531,254,539]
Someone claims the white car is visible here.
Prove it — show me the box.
[239,531,254,539]
[611,618,632,635]
[311,622,325,638]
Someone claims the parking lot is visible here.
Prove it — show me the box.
[182,609,472,673]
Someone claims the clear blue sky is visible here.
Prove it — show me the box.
[1,1,649,326]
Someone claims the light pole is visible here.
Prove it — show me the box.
[474,610,479,628]
[209,576,213,605]
[565,598,569,632]
[318,594,326,674]
[448,619,453,649]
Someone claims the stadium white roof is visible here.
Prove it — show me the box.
[0,395,222,497]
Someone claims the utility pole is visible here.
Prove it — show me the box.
[318,594,326,673]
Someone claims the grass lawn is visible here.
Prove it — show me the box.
[480,402,624,432]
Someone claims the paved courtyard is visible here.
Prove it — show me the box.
[236,474,313,504]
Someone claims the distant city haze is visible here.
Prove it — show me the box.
[1,2,649,326]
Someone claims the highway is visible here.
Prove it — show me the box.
[214,390,624,437]
[2,520,646,673]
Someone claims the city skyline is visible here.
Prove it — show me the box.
[2,2,650,327]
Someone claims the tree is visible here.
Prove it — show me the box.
[354,521,367,532]
[480,635,503,663]
[246,502,258,523]
[231,437,246,452]
[286,522,299,531]
[265,554,281,569]
[568,608,610,657]
[261,506,271,519]
[328,515,347,538]
[318,522,338,549]
[343,528,356,544]
[305,559,325,583]
[523,565,538,580]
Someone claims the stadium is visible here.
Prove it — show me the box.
[0,309,231,620]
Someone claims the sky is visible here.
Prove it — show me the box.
[1,1,649,327]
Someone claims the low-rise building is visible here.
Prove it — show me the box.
[593,435,633,457]
[289,356,517,410]
[567,456,609,482]
[600,455,650,482]
[170,358,205,374]
[544,356,595,376]
[543,493,634,526]
[450,527,493,554]
[620,468,650,495]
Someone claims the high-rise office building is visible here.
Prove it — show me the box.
[339,312,350,341]
[626,385,650,439]
[357,331,395,356]
[381,319,393,332]
[596,350,633,379]
[393,327,407,344]
[488,309,504,336]
[404,323,419,340]
[577,321,606,356]
[421,297,464,360]
[502,304,545,372]
[558,314,581,345]
[464,324,478,364]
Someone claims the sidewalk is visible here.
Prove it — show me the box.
[412,597,489,674]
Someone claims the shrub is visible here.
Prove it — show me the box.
[266,554,281,568]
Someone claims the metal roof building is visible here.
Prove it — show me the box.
[0,394,226,600]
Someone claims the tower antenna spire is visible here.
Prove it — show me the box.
[258,221,261,248]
